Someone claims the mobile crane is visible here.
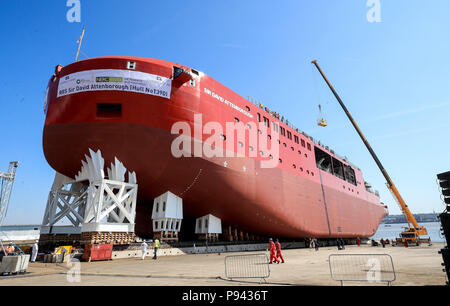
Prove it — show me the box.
[311,60,430,246]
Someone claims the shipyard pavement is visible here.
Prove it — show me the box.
[0,242,446,286]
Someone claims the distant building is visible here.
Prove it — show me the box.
[381,213,439,224]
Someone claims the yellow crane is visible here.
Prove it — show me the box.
[311,60,430,246]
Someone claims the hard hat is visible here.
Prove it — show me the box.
[269,238,273,241]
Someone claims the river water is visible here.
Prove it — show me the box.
[370,222,445,242]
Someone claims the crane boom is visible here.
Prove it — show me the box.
[311,60,428,240]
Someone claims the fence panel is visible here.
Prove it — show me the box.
[329,254,396,285]
[224,253,270,280]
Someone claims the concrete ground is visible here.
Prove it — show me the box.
[0,242,447,286]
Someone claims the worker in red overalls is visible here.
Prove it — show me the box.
[275,239,285,263]
[269,238,279,264]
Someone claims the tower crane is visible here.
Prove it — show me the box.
[311,60,430,246]
[0,162,19,253]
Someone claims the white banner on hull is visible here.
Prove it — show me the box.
[57,69,172,99]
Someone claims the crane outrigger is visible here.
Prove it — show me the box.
[311,60,430,246]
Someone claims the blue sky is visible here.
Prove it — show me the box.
[1,0,449,224]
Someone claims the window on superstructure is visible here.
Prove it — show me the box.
[344,165,357,186]
[191,69,199,76]
[280,127,286,136]
[257,113,261,122]
[156,202,159,212]
[189,79,196,87]
[294,135,299,144]
[245,106,251,112]
[263,116,270,128]
[301,139,305,147]
[273,122,279,133]
[234,117,239,123]
[307,143,312,151]
[287,131,292,140]
[315,147,333,174]
[332,157,345,180]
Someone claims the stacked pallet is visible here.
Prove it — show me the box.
[39,234,81,245]
[80,232,135,245]
[152,231,179,242]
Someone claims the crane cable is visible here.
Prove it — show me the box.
[311,65,327,126]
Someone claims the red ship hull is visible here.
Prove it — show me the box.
[43,56,388,239]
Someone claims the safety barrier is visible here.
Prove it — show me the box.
[224,253,270,282]
[329,254,396,286]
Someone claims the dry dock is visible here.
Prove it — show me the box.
[0,242,446,286]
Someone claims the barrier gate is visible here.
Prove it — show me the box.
[329,254,396,286]
[224,253,270,283]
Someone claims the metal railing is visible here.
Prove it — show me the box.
[224,253,270,282]
[329,254,396,286]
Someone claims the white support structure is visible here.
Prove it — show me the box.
[40,173,88,235]
[41,149,138,235]
[195,214,222,235]
[152,191,183,238]
[82,179,137,233]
